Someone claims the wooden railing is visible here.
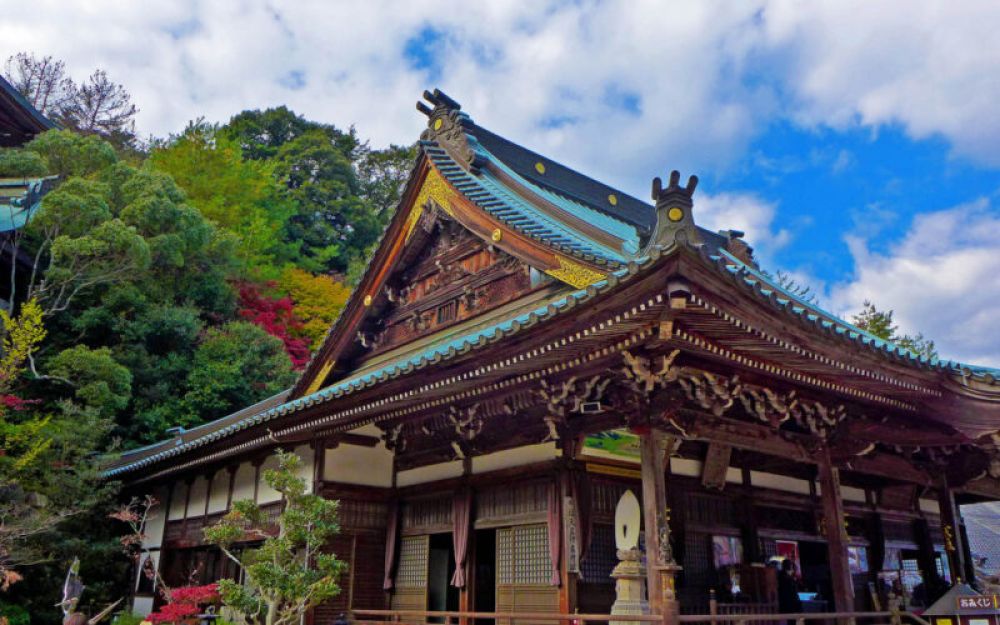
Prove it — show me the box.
[348,608,932,625]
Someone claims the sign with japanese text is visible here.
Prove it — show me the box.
[956,595,998,611]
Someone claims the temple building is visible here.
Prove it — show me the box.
[109,90,1000,622]
[0,75,57,310]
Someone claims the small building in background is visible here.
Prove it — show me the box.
[923,583,998,625]
[0,74,58,310]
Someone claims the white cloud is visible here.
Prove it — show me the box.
[828,200,1000,365]
[3,1,1000,187]
[760,0,1000,165]
[696,192,792,258]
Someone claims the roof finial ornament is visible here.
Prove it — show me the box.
[648,170,700,250]
[417,88,485,172]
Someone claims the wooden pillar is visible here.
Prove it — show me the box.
[559,469,577,619]
[818,447,855,613]
[937,476,967,584]
[640,429,680,623]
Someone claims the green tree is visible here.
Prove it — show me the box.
[149,121,295,275]
[221,107,402,273]
[47,345,132,419]
[274,129,379,272]
[223,106,358,161]
[852,300,937,359]
[356,142,416,220]
[180,321,295,427]
[205,450,346,625]
[23,130,117,178]
[0,300,113,596]
[0,149,48,177]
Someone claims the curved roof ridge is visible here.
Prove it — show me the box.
[473,141,641,255]
[714,248,1000,383]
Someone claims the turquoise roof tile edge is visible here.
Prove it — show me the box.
[104,255,651,477]
[424,141,632,266]
[0,176,57,232]
[472,142,642,255]
[711,247,1000,382]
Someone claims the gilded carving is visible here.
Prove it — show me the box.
[406,168,456,241]
[544,255,607,289]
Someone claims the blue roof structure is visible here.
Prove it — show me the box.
[423,141,637,266]
[106,259,650,476]
[0,176,56,232]
[709,247,1000,383]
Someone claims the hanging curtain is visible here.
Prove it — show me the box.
[383,500,400,590]
[547,480,562,586]
[451,488,472,587]
[571,469,593,566]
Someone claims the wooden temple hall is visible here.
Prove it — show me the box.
[110,90,1000,623]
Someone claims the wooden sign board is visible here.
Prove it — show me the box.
[957,595,998,611]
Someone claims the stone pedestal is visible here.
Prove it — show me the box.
[611,547,650,625]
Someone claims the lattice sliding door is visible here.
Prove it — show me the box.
[496,524,559,625]
[391,535,430,618]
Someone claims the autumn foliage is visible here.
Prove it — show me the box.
[147,583,219,624]
[237,282,311,368]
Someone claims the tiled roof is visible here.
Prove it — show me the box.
[105,255,659,477]
[708,248,1000,385]
[467,122,654,235]
[0,76,57,143]
[424,141,636,266]
[0,177,57,232]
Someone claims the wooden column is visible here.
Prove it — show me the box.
[818,447,855,613]
[937,475,967,584]
[640,429,679,623]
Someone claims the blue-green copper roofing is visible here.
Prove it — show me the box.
[104,259,648,477]
[0,177,56,232]
[424,141,634,266]
[476,143,641,255]
[712,247,1000,383]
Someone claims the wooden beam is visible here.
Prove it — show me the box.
[818,447,854,615]
[962,476,1000,499]
[678,410,812,462]
[701,443,732,491]
[640,430,667,615]
[839,452,932,487]
[937,475,968,583]
[640,429,681,622]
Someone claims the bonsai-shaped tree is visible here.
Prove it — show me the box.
[204,450,346,625]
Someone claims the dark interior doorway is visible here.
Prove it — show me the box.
[798,541,832,609]
[428,533,459,621]
[474,529,497,624]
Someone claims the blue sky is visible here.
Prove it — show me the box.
[2,0,998,364]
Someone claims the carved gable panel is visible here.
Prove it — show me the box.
[358,210,536,357]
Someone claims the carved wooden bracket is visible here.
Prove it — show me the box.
[381,423,406,453]
[538,375,611,441]
[621,349,681,395]
[448,403,484,444]
[417,89,486,172]
[678,371,742,417]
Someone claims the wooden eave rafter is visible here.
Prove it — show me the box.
[665,251,1000,439]
[118,244,996,491]
[126,266,677,484]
